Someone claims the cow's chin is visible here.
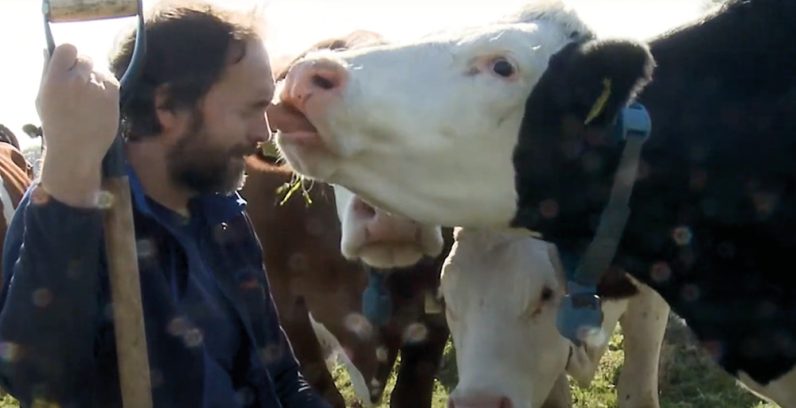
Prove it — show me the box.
[348,243,427,269]
[275,131,339,181]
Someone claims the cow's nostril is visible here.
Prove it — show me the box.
[312,74,337,90]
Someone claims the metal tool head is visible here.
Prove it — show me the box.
[42,0,146,108]
[44,0,138,23]
[42,0,147,180]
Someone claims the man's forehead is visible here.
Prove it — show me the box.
[220,41,275,96]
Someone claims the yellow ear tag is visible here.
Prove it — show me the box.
[584,78,612,125]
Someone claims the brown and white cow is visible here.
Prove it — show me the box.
[268,0,796,404]
[0,125,20,151]
[0,140,34,282]
[441,228,668,408]
[242,153,451,407]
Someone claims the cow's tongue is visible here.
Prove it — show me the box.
[266,102,318,134]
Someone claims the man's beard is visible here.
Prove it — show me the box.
[167,113,251,196]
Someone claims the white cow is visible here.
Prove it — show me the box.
[440,228,669,408]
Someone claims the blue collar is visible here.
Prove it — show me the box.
[561,102,651,283]
[362,267,392,327]
[126,165,247,226]
[556,102,651,347]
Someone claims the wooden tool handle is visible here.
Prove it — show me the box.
[47,0,138,22]
[102,177,153,408]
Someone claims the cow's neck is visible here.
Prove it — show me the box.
[513,102,652,347]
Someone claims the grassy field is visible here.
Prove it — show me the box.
[0,314,779,407]
[331,314,779,408]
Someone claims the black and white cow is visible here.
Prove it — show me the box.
[268,0,796,405]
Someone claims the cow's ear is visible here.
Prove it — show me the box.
[528,39,654,129]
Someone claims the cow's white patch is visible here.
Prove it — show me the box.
[738,367,796,407]
[308,313,373,407]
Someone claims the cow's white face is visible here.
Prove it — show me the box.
[332,184,443,268]
[272,2,592,227]
[441,228,570,408]
[268,1,652,234]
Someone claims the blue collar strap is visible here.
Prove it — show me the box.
[362,267,392,327]
[556,102,651,346]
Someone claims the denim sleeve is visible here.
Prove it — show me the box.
[0,186,104,406]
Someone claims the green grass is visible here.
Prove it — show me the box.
[656,316,776,408]
[0,314,779,407]
[329,342,456,408]
[0,394,17,408]
[333,314,780,408]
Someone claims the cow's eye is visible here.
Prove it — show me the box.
[492,58,515,77]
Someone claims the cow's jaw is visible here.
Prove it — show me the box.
[275,134,338,181]
[332,185,444,268]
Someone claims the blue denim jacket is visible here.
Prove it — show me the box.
[0,169,329,408]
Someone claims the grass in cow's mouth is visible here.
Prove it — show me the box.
[276,173,314,207]
[257,140,315,207]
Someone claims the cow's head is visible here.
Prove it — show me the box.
[333,184,443,268]
[442,227,632,407]
[441,227,570,408]
[269,30,444,268]
[269,0,654,242]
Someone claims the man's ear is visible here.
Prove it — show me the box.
[525,38,655,129]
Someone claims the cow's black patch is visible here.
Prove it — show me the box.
[597,267,639,299]
[514,0,796,386]
[511,37,653,255]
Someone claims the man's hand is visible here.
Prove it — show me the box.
[37,43,120,208]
